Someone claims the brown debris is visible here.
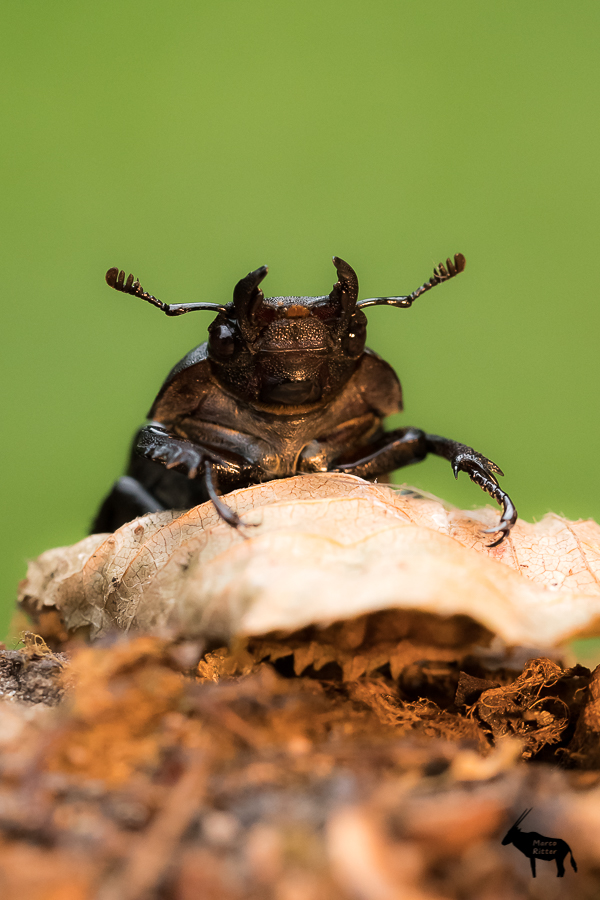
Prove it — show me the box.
[565,663,600,768]
[0,633,67,705]
[102,755,207,900]
[0,633,598,898]
[9,475,600,897]
[45,637,186,784]
[469,658,589,759]
[455,672,500,707]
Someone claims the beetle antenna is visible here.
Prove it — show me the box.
[105,267,229,316]
[357,253,466,310]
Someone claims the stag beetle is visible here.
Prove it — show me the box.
[93,253,517,545]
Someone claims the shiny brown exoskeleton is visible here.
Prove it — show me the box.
[93,254,517,545]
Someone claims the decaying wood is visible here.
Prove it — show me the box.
[9,475,600,898]
[0,634,598,900]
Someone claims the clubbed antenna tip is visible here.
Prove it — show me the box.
[357,252,466,311]
[432,252,466,283]
[106,267,139,293]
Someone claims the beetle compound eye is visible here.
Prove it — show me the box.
[209,323,239,358]
[342,317,366,357]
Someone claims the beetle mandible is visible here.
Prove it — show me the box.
[93,254,517,545]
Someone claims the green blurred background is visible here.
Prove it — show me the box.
[2,1,600,646]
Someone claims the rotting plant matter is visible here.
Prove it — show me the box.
[0,633,598,899]
[10,477,600,898]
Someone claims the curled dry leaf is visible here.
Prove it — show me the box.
[19,474,600,650]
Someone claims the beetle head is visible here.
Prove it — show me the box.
[208,258,367,407]
[107,252,464,408]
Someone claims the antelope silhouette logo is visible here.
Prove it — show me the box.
[501,809,577,877]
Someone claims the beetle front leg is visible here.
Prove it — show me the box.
[424,433,517,546]
[332,428,516,546]
[137,424,208,479]
[332,427,428,478]
[136,424,252,528]
[203,461,243,527]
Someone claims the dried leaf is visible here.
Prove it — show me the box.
[19,474,600,649]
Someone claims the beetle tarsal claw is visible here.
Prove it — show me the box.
[485,526,512,548]
[482,504,517,547]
